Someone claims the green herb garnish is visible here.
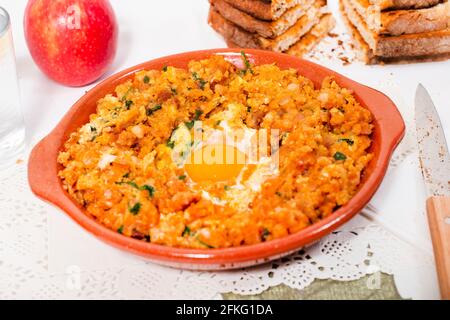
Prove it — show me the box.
[162,66,168,72]
[240,50,254,75]
[224,185,231,191]
[192,72,207,90]
[121,87,133,102]
[125,181,139,189]
[143,75,150,84]
[194,109,203,120]
[333,152,347,161]
[116,180,155,198]
[167,140,175,149]
[338,138,354,146]
[185,109,203,129]
[261,228,271,241]
[171,87,177,95]
[140,185,155,197]
[146,104,162,116]
[89,126,98,142]
[198,239,215,249]
[182,226,191,237]
[115,180,139,189]
[117,225,124,234]
[125,100,133,109]
[185,120,194,130]
[179,175,187,181]
[129,202,141,215]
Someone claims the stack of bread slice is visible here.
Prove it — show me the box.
[208,0,336,57]
[341,0,450,63]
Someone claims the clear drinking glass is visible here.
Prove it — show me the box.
[0,7,25,169]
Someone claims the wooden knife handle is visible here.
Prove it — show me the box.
[426,196,450,300]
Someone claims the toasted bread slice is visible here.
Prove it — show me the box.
[350,0,450,36]
[340,1,450,63]
[342,0,450,57]
[286,13,336,56]
[209,1,327,52]
[370,0,443,10]
[222,0,303,21]
[226,14,336,57]
[210,0,316,38]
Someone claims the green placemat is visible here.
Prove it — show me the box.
[222,273,404,300]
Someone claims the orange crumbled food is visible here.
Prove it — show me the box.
[58,55,373,249]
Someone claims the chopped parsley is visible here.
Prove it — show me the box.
[120,87,133,102]
[129,202,141,215]
[146,104,162,116]
[171,87,177,95]
[185,110,202,130]
[140,185,155,197]
[224,185,231,191]
[182,226,191,237]
[117,225,124,234]
[167,140,175,149]
[178,175,187,181]
[192,72,207,90]
[261,228,271,241]
[89,125,98,141]
[162,66,168,72]
[116,180,155,198]
[125,100,133,109]
[198,239,215,249]
[240,50,254,75]
[185,121,195,130]
[143,75,150,84]
[338,138,354,146]
[116,180,139,189]
[333,152,347,161]
[125,181,139,189]
[194,109,203,120]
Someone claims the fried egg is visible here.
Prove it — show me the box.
[168,103,279,210]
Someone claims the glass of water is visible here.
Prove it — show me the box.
[0,7,25,169]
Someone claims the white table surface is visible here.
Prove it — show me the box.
[1,0,449,299]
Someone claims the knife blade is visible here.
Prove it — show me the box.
[415,84,450,197]
[415,84,450,300]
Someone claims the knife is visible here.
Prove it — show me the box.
[415,84,450,300]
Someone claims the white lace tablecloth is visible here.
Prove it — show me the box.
[1,0,448,300]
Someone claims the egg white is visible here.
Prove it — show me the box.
[168,103,280,210]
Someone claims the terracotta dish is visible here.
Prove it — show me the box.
[28,49,405,270]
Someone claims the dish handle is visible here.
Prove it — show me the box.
[28,137,60,202]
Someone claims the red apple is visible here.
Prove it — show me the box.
[24,0,118,86]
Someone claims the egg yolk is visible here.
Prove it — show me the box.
[184,144,256,183]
